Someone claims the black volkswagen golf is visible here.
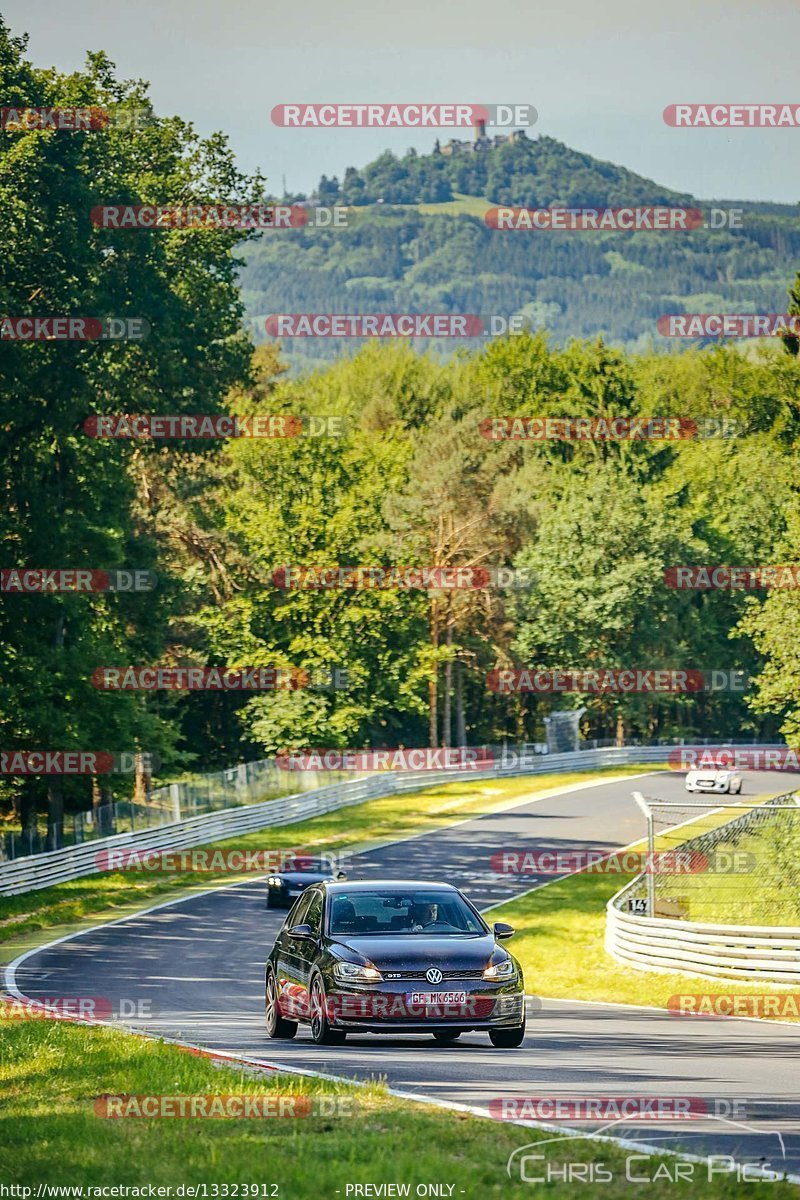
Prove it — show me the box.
[264,880,526,1047]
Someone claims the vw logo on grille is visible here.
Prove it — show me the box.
[426,968,443,985]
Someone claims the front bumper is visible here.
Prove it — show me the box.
[267,885,307,906]
[686,778,731,793]
[322,979,525,1032]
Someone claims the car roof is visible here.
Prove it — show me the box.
[320,880,461,893]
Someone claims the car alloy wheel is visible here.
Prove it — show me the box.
[309,976,346,1045]
[265,969,297,1039]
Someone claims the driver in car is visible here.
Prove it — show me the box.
[411,902,446,931]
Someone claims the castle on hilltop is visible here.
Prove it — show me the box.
[435,120,530,156]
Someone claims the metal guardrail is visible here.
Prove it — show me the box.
[0,744,672,897]
[606,790,800,983]
[1,760,344,861]
[606,904,800,984]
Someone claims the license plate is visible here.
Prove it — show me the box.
[408,991,467,1005]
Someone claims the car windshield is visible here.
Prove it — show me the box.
[328,889,486,936]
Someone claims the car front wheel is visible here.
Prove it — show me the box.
[309,976,346,1045]
[265,969,297,1039]
[489,1018,526,1049]
[432,1031,461,1043]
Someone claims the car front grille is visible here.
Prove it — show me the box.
[381,969,485,981]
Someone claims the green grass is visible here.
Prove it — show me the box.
[0,765,656,947]
[1,1017,794,1195]
[417,192,493,217]
[493,860,800,1019]
[647,811,800,926]
[350,193,493,218]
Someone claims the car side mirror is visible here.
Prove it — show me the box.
[288,923,316,941]
[494,921,515,940]
[336,871,348,880]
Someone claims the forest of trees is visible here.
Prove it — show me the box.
[316,135,696,209]
[241,140,800,364]
[2,19,800,847]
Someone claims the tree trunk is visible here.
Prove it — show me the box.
[428,599,439,747]
[16,788,39,857]
[455,661,467,746]
[442,618,453,748]
[97,781,115,836]
[46,778,64,850]
[47,607,66,848]
[515,695,526,743]
[615,711,625,747]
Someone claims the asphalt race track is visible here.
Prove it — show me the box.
[10,769,800,1178]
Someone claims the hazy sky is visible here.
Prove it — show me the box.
[15,0,800,202]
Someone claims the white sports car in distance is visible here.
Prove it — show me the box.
[685,768,743,794]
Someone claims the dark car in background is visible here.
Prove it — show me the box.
[265,856,346,909]
[264,880,526,1047]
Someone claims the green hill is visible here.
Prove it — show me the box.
[239,134,800,369]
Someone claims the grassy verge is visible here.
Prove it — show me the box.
[1,1016,793,1196]
[494,866,800,1019]
[647,811,800,926]
[490,785,800,1019]
[0,765,656,947]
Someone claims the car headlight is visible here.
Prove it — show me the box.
[333,960,383,984]
[267,876,283,887]
[483,958,515,980]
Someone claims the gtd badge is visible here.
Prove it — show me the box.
[426,968,443,985]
